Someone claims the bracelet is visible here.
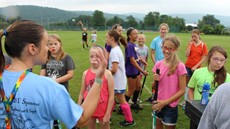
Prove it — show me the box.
[95,78,102,85]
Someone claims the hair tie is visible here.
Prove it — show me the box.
[3,30,7,36]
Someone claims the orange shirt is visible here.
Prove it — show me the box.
[185,42,208,68]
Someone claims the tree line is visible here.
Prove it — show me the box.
[0,10,229,35]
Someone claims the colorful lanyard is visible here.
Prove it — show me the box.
[0,70,30,129]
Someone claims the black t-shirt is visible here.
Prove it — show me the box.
[82,32,87,41]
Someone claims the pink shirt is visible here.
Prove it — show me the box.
[84,68,109,117]
[152,60,187,107]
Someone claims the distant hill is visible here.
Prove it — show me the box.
[0,5,230,27]
[0,5,132,25]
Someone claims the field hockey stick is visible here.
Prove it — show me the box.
[136,74,147,113]
[152,69,160,129]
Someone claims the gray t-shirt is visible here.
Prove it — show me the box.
[136,45,149,71]
[198,82,230,129]
[41,54,75,91]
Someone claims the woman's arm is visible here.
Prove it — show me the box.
[103,70,114,123]
[78,71,86,105]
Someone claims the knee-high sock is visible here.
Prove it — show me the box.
[120,102,133,122]
[125,95,130,102]
[132,90,140,104]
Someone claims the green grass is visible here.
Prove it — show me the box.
[32,31,230,129]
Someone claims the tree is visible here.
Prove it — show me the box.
[106,16,124,26]
[198,15,220,28]
[125,15,138,28]
[171,17,185,32]
[213,24,225,35]
[143,12,155,27]
[92,10,105,27]
[198,15,225,34]
[159,15,172,24]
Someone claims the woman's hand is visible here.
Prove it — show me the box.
[95,48,107,79]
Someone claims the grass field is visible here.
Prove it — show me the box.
[32,30,230,129]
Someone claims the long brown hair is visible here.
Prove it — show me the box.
[207,45,228,87]
[107,30,127,47]
[162,35,181,76]
[0,20,45,73]
[47,34,66,61]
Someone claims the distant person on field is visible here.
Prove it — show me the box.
[78,46,114,129]
[198,82,230,129]
[91,30,97,46]
[0,20,107,129]
[180,29,208,107]
[78,21,89,50]
[188,45,230,100]
[146,23,169,103]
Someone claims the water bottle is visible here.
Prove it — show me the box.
[200,83,210,106]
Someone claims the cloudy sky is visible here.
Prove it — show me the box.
[1,0,230,16]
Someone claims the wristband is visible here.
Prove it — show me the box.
[95,78,102,85]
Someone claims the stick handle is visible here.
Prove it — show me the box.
[153,69,160,101]
[152,69,160,129]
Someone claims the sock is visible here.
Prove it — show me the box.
[83,44,85,49]
[125,95,130,102]
[120,102,133,122]
[132,90,140,104]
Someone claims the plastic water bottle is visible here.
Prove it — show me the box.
[200,83,210,106]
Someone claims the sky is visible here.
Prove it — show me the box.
[1,0,230,16]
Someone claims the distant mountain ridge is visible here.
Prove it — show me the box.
[0,5,230,27]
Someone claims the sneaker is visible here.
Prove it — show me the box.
[180,100,186,107]
[145,96,153,103]
[137,99,142,103]
[96,119,99,123]
[119,120,135,127]
[131,103,143,110]
[128,99,134,104]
